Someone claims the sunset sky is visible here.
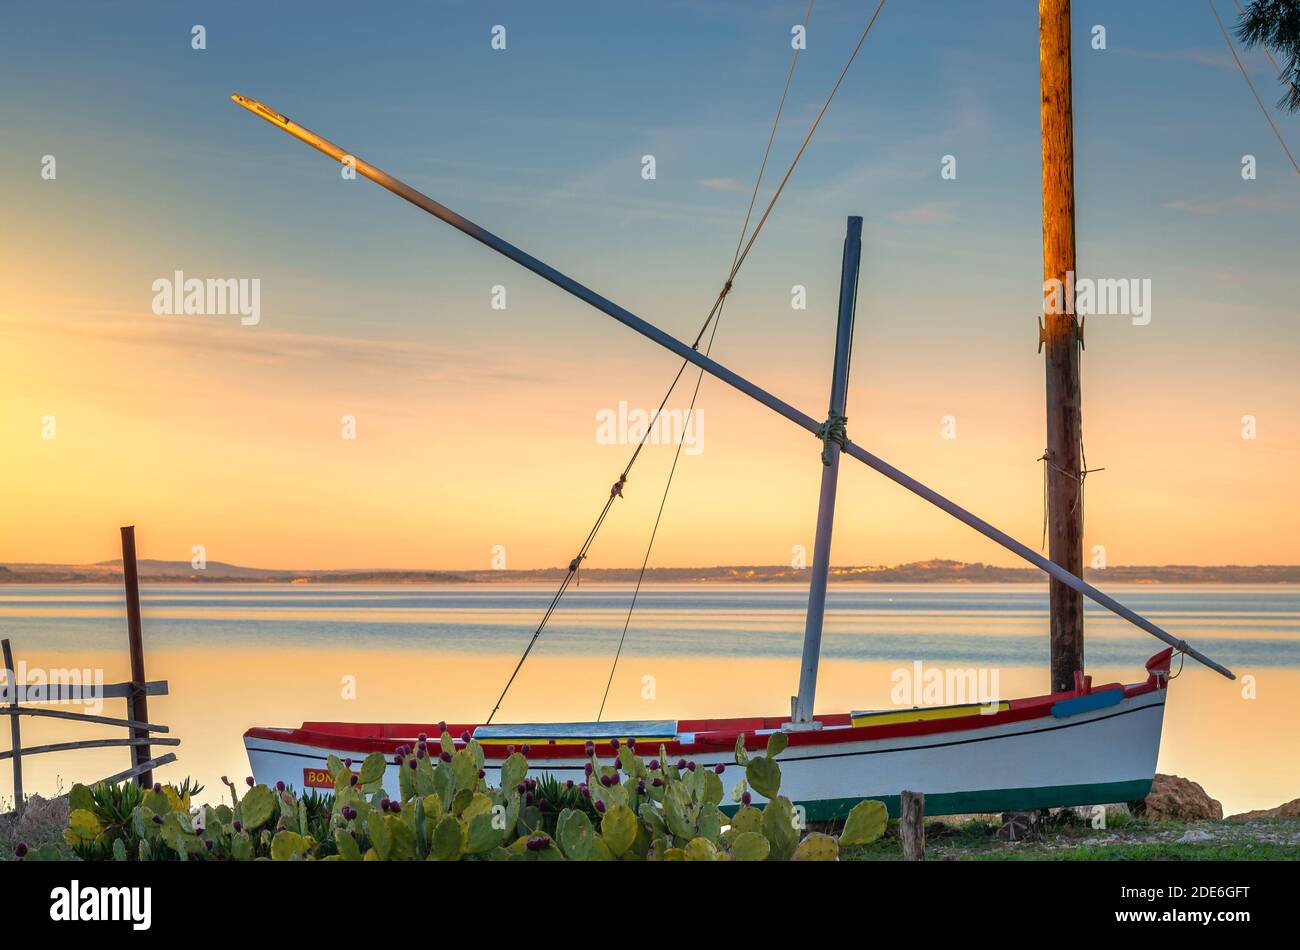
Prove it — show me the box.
[1,0,1297,571]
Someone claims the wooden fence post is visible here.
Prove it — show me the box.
[120,526,152,787]
[2,639,23,818]
[900,789,925,861]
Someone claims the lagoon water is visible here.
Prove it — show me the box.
[2,583,1297,815]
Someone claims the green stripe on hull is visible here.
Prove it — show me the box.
[722,779,1154,823]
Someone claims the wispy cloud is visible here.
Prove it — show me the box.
[1112,46,1236,71]
[1163,193,1295,215]
[890,202,959,225]
[697,177,748,193]
[0,313,555,385]
[1112,44,1282,77]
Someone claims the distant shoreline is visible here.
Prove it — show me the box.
[3,559,1299,585]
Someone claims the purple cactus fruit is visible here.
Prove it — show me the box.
[594,800,607,814]
[277,824,286,833]
[395,755,404,766]
[649,759,660,771]
[408,758,418,770]
[276,781,286,792]
[233,820,243,832]
[204,839,214,851]
[389,801,401,814]
[522,744,531,756]
[584,741,595,755]
[349,774,358,786]
[687,762,697,772]
[418,732,427,742]
[478,768,486,779]
[565,779,575,789]
[627,737,638,751]
[516,782,527,794]
[538,798,550,811]
[584,763,594,777]
[714,764,725,775]
[610,738,620,750]
[343,758,352,768]
[152,814,163,825]
[676,759,687,770]
[246,776,255,787]
[15,842,28,858]
[525,792,534,806]
[152,782,162,793]
[637,779,646,794]
[599,774,613,788]
[461,730,471,742]
[742,792,752,806]
[440,751,452,763]
[652,778,663,788]
[581,786,591,799]
[437,720,447,734]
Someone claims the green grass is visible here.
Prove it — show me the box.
[0,794,73,861]
[841,816,1300,861]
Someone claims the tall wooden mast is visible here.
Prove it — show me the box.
[1039,0,1085,693]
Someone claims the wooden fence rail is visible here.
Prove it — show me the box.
[2,525,177,818]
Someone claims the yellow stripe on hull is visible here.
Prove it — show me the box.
[850,702,1008,728]
[474,736,677,746]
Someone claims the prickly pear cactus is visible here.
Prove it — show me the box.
[57,725,889,862]
[791,831,839,861]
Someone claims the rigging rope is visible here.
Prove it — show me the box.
[595,0,817,722]
[1210,0,1300,176]
[488,0,889,724]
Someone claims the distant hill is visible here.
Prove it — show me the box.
[0,558,1297,584]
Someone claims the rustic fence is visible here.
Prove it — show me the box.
[2,526,176,817]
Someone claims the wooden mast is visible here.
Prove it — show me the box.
[1039,0,1085,693]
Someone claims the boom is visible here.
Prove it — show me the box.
[231,93,1234,681]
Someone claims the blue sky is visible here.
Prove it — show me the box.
[2,1,1298,569]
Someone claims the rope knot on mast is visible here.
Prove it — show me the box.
[815,411,849,466]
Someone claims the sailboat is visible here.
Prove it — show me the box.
[232,88,1232,820]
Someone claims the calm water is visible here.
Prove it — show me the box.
[2,583,1297,815]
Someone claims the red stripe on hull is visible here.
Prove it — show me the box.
[245,659,1166,762]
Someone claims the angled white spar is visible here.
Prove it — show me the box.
[231,93,1235,681]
